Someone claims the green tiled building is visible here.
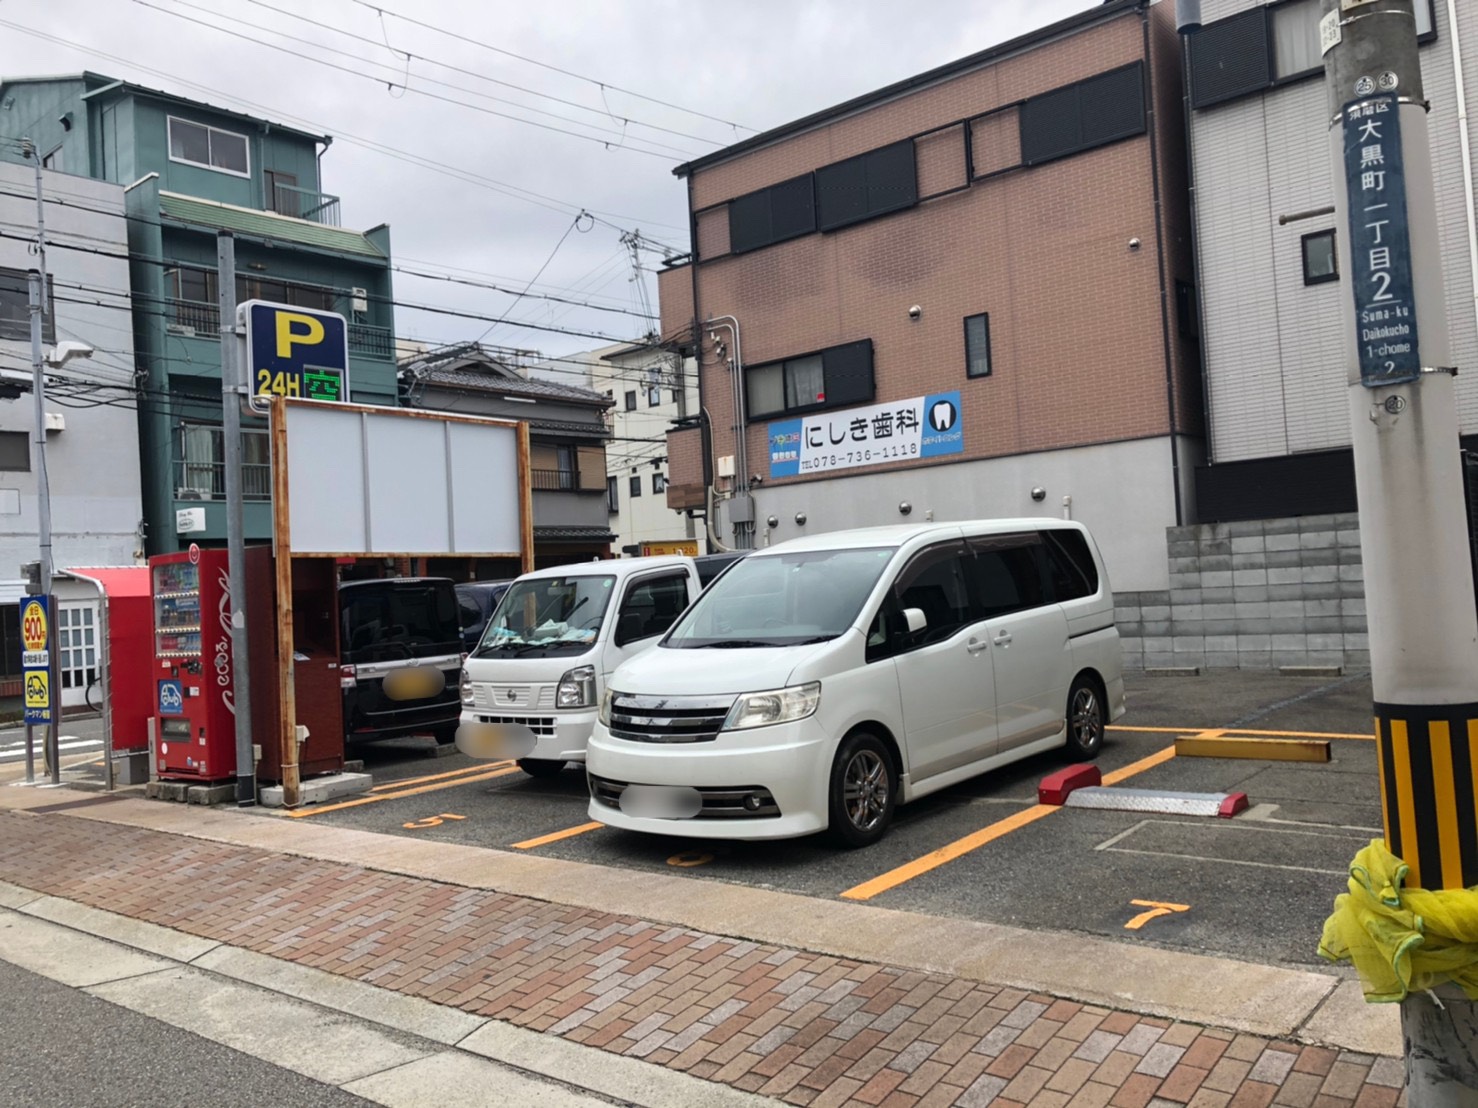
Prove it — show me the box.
[0,73,398,552]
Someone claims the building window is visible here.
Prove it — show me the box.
[629,475,642,498]
[746,339,874,421]
[167,116,250,177]
[41,146,63,172]
[1302,229,1338,285]
[1271,0,1322,80]
[647,385,661,407]
[179,424,272,500]
[0,604,20,681]
[0,432,30,472]
[652,473,667,495]
[964,313,992,379]
[815,140,918,233]
[1192,1,1434,109]
[265,169,299,216]
[607,476,619,512]
[1020,63,1146,167]
[1175,280,1200,339]
[0,267,54,342]
[624,390,637,411]
[728,173,817,255]
[671,389,681,404]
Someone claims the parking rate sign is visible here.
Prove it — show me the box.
[21,596,50,724]
[241,300,350,403]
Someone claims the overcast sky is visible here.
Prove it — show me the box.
[4,0,1095,368]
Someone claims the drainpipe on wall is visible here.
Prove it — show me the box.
[1447,0,1478,351]
[1142,1,1186,527]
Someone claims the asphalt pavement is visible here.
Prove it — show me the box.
[287,670,1381,972]
[0,959,377,1108]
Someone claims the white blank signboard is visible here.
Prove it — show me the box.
[284,403,523,555]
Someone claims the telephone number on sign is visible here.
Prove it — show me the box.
[799,443,919,470]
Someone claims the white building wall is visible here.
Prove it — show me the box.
[1194,0,1478,462]
[0,163,143,573]
[539,343,703,556]
[719,436,1186,594]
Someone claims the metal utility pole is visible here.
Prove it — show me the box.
[707,316,753,549]
[1322,1,1478,1101]
[24,139,59,786]
[217,233,256,806]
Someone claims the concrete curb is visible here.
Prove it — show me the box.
[0,881,780,1108]
[5,788,1400,1056]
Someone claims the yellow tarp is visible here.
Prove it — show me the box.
[1319,839,1478,1002]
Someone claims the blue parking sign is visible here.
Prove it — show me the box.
[240,300,350,402]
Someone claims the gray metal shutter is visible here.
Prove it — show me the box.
[1079,63,1146,148]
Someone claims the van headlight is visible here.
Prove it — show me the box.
[460,668,473,708]
[598,688,614,726]
[722,682,821,731]
[557,665,596,709]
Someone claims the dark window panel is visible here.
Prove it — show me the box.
[816,141,917,232]
[821,340,875,408]
[1079,65,1147,147]
[768,174,817,241]
[1188,7,1271,109]
[1020,84,1082,166]
[965,313,992,379]
[1302,229,1339,285]
[728,189,773,255]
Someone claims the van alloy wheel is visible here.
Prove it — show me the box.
[843,749,889,832]
[1067,678,1104,758]
[827,731,896,847]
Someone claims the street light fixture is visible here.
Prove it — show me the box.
[45,340,95,368]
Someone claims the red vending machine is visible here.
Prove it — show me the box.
[151,548,237,781]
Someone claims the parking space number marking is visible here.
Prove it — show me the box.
[1124,900,1190,930]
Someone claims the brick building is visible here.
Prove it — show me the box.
[657,0,1200,594]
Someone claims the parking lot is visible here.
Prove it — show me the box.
[280,670,1381,972]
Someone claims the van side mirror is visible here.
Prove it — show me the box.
[902,607,927,635]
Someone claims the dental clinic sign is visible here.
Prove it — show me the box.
[768,392,964,478]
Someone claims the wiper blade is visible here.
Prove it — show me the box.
[693,639,777,649]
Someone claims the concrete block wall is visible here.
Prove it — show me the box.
[1116,513,1369,672]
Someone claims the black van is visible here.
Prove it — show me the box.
[454,580,513,653]
[340,578,464,745]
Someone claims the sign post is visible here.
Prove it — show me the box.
[22,595,52,784]
[1321,1,1478,1100]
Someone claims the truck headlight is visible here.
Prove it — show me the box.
[599,688,614,726]
[557,665,596,709]
[459,668,473,708]
[722,682,821,731]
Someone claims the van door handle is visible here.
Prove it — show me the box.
[966,638,989,654]
[993,631,1013,647]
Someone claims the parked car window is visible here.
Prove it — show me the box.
[615,573,691,646]
[457,594,482,630]
[891,542,972,648]
[341,582,460,663]
[1041,529,1099,601]
[965,534,1046,618]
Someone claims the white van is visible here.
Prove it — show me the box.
[458,557,702,778]
[585,520,1124,846]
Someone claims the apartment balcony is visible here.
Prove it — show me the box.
[531,468,607,494]
[164,300,393,362]
[269,182,342,227]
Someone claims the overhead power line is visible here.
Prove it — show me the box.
[242,0,723,148]
[132,0,692,160]
[0,18,690,235]
[353,0,756,135]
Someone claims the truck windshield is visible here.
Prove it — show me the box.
[664,547,895,649]
[473,575,616,658]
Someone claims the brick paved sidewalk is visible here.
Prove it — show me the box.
[0,810,1404,1107]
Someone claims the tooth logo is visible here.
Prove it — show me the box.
[929,400,958,432]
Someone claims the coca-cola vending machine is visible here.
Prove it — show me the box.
[151,546,237,781]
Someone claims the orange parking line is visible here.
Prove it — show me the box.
[285,765,523,818]
[369,761,513,792]
[840,744,1179,902]
[511,821,603,849]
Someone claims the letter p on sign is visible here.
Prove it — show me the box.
[276,311,325,358]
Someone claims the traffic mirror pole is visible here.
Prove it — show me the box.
[1322,1,1478,1100]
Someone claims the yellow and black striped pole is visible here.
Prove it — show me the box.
[1374,705,1478,892]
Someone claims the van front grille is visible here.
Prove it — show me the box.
[606,692,735,744]
[476,714,556,737]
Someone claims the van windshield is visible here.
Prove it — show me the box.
[665,547,895,649]
[473,575,615,658]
